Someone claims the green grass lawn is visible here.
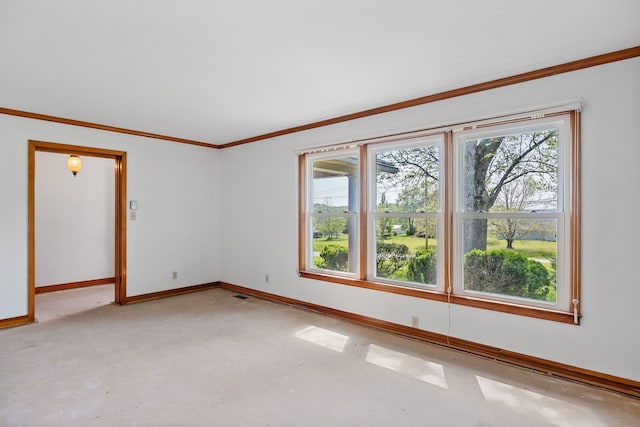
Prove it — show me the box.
[312,234,435,253]
[313,235,349,253]
[486,238,556,260]
[313,234,556,260]
[384,235,437,253]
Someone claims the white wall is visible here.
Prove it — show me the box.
[35,152,115,286]
[0,116,221,319]
[1,55,637,383]
[220,57,640,381]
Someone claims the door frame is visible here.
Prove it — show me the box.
[28,140,127,321]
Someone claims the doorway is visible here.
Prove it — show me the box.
[28,140,127,322]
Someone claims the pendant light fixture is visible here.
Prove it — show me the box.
[67,155,82,176]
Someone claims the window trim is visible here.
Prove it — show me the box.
[304,149,361,278]
[298,109,581,325]
[367,136,445,289]
[453,115,572,310]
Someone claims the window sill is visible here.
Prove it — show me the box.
[299,271,578,325]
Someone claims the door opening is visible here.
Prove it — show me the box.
[28,140,127,322]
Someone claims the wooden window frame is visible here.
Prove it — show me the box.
[302,149,362,277]
[298,110,581,325]
[366,136,445,290]
[452,114,573,311]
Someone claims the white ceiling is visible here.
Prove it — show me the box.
[1,1,639,145]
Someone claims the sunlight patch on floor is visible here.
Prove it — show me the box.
[366,344,448,389]
[476,376,602,426]
[293,326,350,352]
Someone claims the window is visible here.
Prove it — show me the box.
[369,137,444,289]
[305,151,360,276]
[454,117,569,309]
[299,109,580,324]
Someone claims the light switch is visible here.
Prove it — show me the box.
[129,200,138,210]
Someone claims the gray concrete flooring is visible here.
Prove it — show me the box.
[0,285,638,426]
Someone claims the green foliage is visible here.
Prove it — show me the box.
[407,249,437,284]
[527,260,550,295]
[311,234,555,301]
[531,255,556,300]
[360,235,436,256]
[464,249,554,301]
[464,249,527,298]
[315,216,347,241]
[315,244,349,271]
[376,242,409,278]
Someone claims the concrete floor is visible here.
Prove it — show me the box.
[0,286,638,426]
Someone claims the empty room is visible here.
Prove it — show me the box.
[1,1,639,425]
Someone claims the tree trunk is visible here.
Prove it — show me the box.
[462,138,503,253]
[506,239,514,249]
[463,218,488,253]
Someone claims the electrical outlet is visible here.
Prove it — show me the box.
[411,315,419,328]
[172,271,178,280]
[130,211,137,221]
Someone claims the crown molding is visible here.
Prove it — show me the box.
[219,45,640,149]
[0,107,218,149]
[2,46,638,151]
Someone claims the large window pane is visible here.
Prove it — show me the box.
[375,145,440,213]
[309,153,359,275]
[375,217,437,286]
[461,127,560,257]
[462,218,558,303]
[312,156,358,213]
[463,128,559,214]
[312,216,354,273]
